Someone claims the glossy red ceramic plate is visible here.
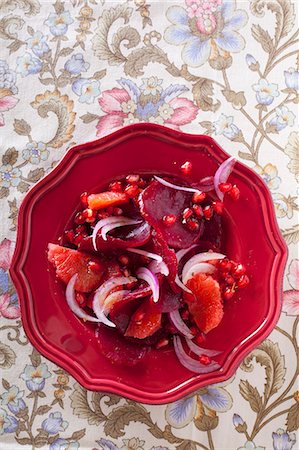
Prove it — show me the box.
[10,124,287,404]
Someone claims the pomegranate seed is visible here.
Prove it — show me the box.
[134,311,145,323]
[82,208,94,219]
[203,205,213,220]
[225,275,235,286]
[104,206,113,215]
[228,185,240,200]
[75,292,87,307]
[223,287,235,300]
[80,192,88,207]
[65,230,75,243]
[74,212,85,225]
[89,261,101,272]
[118,255,130,266]
[138,178,146,187]
[190,325,198,336]
[192,204,203,217]
[218,259,233,272]
[219,182,232,193]
[192,191,206,203]
[182,208,193,220]
[180,161,192,175]
[125,184,139,198]
[109,181,122,192]
[156,338,169,349]
[181,309,189,320]
[213,201,224,215]
[187,218,200,231]
[198,354,211,365]
[232,263,246,278]
[73,233,83,245]
[237,274,249,288]
[98,211,109,219]
[126,174,140,184]
[163,214,177,226]
[113,207,123,216]
[76,225,86,233]
[195,333,205,345]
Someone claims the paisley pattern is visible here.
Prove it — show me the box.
[0,1,298,449]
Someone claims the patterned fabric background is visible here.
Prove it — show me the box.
[0,1,298,449]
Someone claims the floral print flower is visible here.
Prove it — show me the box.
[16,53,42,77]
[272,193,293,219]
[45,11,74,36]
[96,78,198,136]
[269,106,295,131]
[0,407,18,434]
[253,79,279,105]
[26,32,49,57]
[1,385,26,415]
[97,438,166,450]
[72,78,101,104]
[213,114,240,139]
[0,165,21,188]
[284,68,299,91]
[165,380,233,428]
[140,77,162,96]
[0,61,17,94]
[255,164,281,190]
[20,362,51,391]
[164,0,248,67]
[42,411,68,434]
[283,259,299,316]
[238,441,265,450]
[0,90,18,127]
[65,53,90,74]
[0,343,16,369]
[285,131,299,182]
[272,429,296,450]
[50,439,79,450]
[22,141,49,165]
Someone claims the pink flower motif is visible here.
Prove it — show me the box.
[0,239,11,271]
[96,79,198,137]
[0,95,19,127]
[0,293,20,319]
[283,259,299,316]
[0,239,20,319]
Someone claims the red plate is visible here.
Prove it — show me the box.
[10,124,287,404]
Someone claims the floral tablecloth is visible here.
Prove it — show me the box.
[0,1,298,449]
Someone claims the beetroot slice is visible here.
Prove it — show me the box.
[96,324,149,366]
[79,221,151,253]
[154,282,182,313]
[201,213,223,251]
[139,180,203,249]
[152,230,179,293]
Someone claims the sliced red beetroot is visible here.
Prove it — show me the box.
[152,230,179,293]
[200,213,223,251]
[139,180,203,249]
[96,324,149,366]
[153,282,182,313]
[109,295,141,335]
[79,221,151,253]
[125,298,162,339]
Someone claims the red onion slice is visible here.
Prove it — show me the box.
[175,245,198,293]
[136,267,159,303]
[185,338,222,357]
[175,274,192,294]
[93,276,136,314]
[182,262,216,284]
[182,252,225,284]
[148,260,169,277]
[126,248,163,263]
[154,176,200,194]
[173,336,220,374]
[92,217,124,251]
[65,274,102,323]
[214,156,236,201]
[101,219,141,241]
[169,310,194,339]
[103,289,130,314]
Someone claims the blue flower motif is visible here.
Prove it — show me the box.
[269,106,296,131]
[233,413,245,427]
[0,165,21,188]
[72,78,101,104]
[45,11,74,36]
[213,114,240,139]
[284,68,299,91]
[0,60,17,94]
[20,363,51,391]
[1,385,26,415]
[165,380,233,428]
[26,32,49,57]
[0,408,18,434]
[252,79,279,105]
[16,53,42,77]
[64,53,90,74]
[272,428,296,450]
[22,141,49,165]
[41,411,68,434]
[164,0,248,67]
[50,439,79,450]
[246,54,257,67]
